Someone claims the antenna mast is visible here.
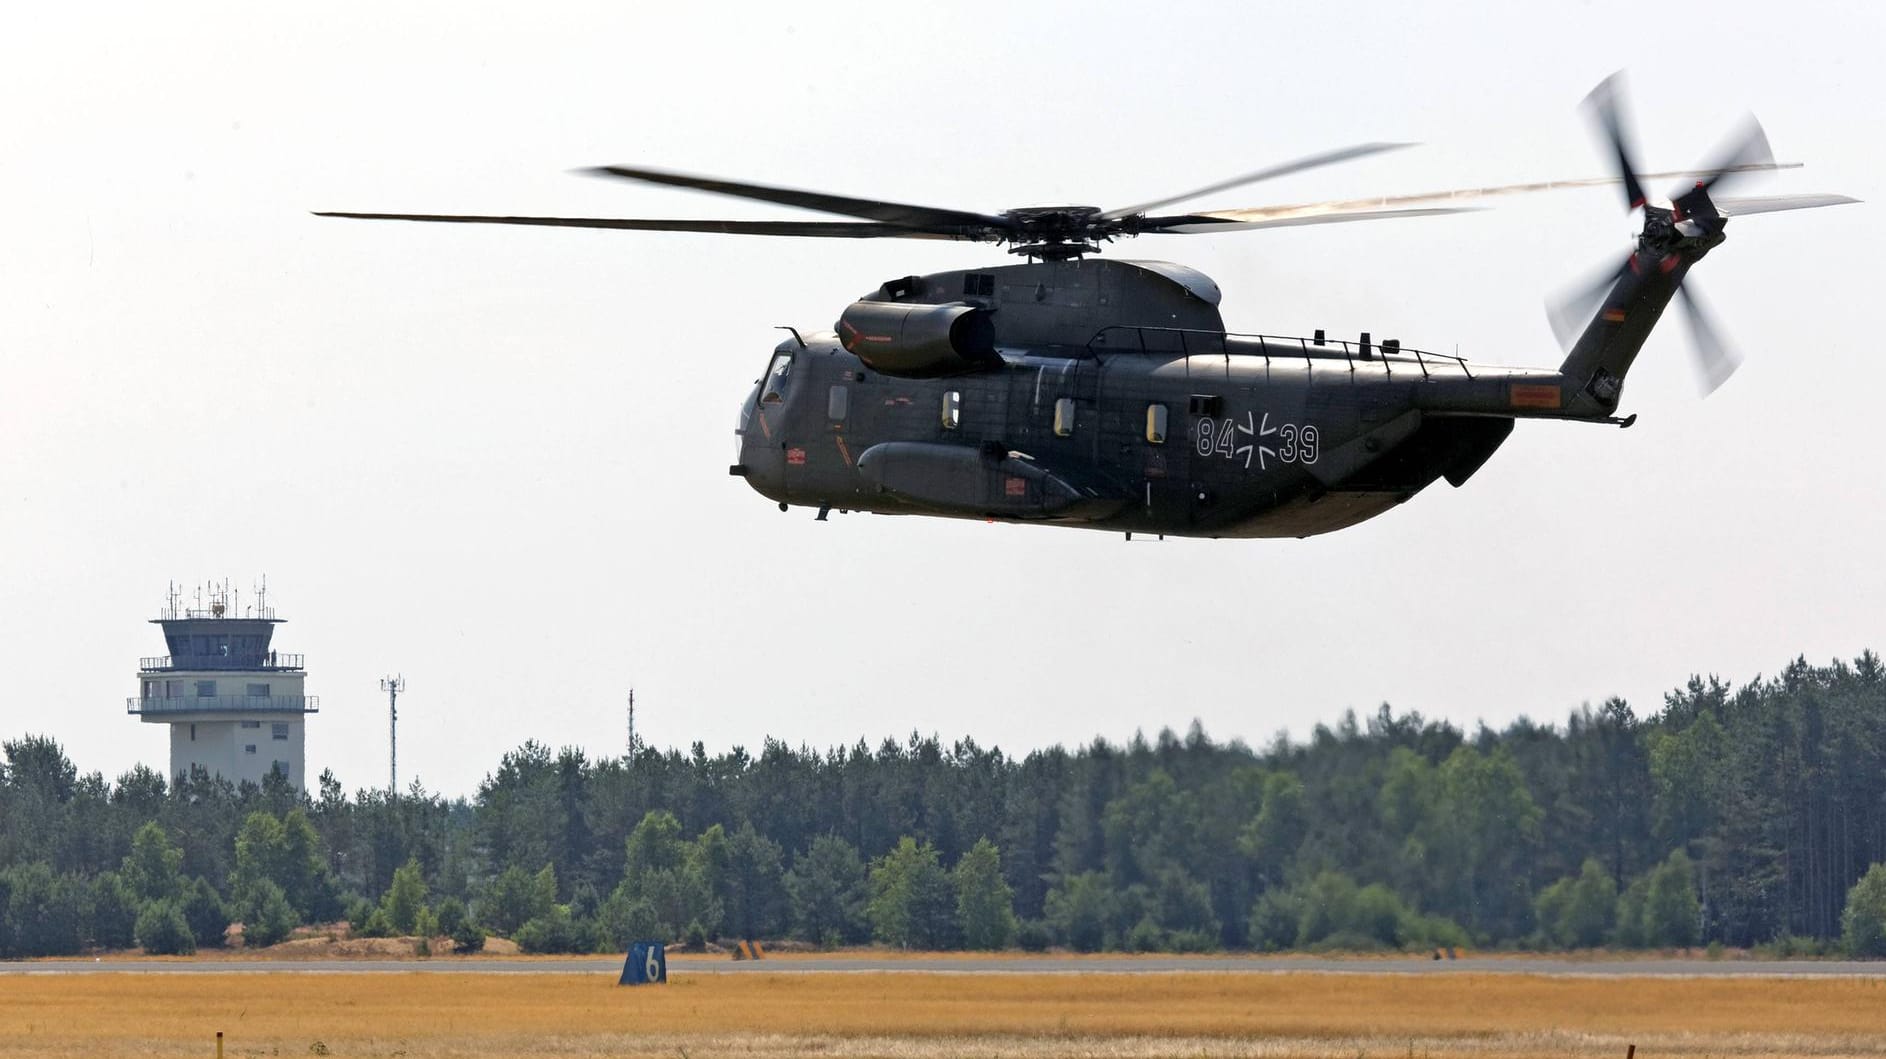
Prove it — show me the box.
[380,674,406,796]
[627,688,637,763]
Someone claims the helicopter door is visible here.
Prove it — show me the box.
[1139,400,1191,523]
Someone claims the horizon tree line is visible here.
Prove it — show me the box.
[3,649,1886,957]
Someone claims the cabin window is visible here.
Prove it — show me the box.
[827,385,849,422]
[941,391,962,430]
[1053,398,1077,438]
[195,680,216,697]
[1145,404,1169,444]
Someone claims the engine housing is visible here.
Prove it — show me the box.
[836,301,999,378]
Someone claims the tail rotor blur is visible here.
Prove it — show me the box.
[1552,73,1856,395]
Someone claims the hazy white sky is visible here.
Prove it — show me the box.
[4,2,1880,798]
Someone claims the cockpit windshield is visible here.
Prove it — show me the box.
[761,351,794,405]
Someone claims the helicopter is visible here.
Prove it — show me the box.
[318,77,1854,540]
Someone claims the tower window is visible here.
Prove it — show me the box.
[241,720,261,729]
[195,681,216,697]
[272,760,289,777]
[272,723,290,741]
[244,744,257,755]
[247,683,271,697]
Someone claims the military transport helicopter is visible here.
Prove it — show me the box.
[319,78,1854,539]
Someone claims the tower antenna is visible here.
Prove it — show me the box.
[381,674,406,796]
[627,688,637,763]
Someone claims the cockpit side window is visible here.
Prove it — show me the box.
[761,352,795,404]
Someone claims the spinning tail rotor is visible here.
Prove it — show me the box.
[1551,73,1857,396]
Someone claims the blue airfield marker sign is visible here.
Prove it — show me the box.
[620,941,667,985]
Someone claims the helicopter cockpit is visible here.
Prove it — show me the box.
[731,344,801,502]
[760,349,795,405]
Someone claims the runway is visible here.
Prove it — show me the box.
[5,955,1885,976]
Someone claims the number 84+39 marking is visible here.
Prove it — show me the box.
[1195,413,1319,470]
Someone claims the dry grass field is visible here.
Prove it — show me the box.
[4,969,1885,1059]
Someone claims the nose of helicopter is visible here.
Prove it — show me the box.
[731,384,787,503]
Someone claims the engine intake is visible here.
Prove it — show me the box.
[836,301,998,378]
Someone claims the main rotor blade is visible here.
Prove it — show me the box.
[311,212,975,240]
[1188,164,1798,222]
[1677,282,1741,395]
[1713,193,1860,216]
[1585,72,1650,211]
[1140,204,1478,234]
[1098,142,1414,221]
[580,164,1008,231]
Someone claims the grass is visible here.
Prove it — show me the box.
[3,971,1886,1058]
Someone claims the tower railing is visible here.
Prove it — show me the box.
[139,654,304,671]
[126,695,320,715]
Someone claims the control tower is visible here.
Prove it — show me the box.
[128,582,319,790]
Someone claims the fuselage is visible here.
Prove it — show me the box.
[729,256,1647,539]
[733,328,1598,539]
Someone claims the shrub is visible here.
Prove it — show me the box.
[600,885,662,949]
[344,896,376,936]
[89,872,139,950]
[1247,888,1303,952]
[868,837,958,950]
[452,918,487,954]
[685,918,709,950]
[1842,863,1886,957]
[135,900,196,955]
[380,858,429,936]
[1014,919,1053,952]
[241,879,298,948]
[4,863,84,956]
[1044,872,1114,953]
[1124,916,1164,952]
[1614,876,1650,947]
[954,839,1016,950]
[1166,928,1219,954]
[435,896,470,939]
[482,864,556,937]
[359,907,393,939]
[181,877,230,949]
[516,905,593,954]
[1643,851,1700,948]
[1402,913,1470,951]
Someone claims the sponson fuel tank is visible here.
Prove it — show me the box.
[856,442,1123,521]
[835,302,998,378]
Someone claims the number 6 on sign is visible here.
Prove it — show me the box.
[619,941,667,985]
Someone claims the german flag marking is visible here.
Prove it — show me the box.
[1510,383,1563,410]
